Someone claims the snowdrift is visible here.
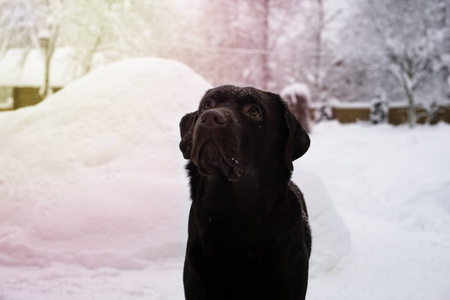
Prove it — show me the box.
[0,57,349,274]
[293,168,350,275]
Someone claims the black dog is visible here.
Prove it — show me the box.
[179,85,311,300]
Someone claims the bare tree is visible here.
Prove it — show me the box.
[166,0,277,89]
[0,0,167,98]
[39,0,64,99]
[0,0,38,55]
[64,0,164,75]
[307,0,343,102]
[0,0,64,99]
[39,22,60,99]
[311,0,325,102]
[363,0,441,127]
[261,0,271,89]
[268,0,341,98]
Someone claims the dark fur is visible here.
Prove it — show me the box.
[284,94,312,134]
[179,85,312,300]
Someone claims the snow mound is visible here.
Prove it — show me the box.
[0,58,349,273]
[0,57,211,269]
[293,167,351,276]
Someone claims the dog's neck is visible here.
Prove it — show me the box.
[187,161,291,218]
[186,161,302,260]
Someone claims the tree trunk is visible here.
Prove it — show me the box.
[400,72,416,127]
[41,25,59,100]
[406,88,416,128]
[82,34,103,75]
[262,0,270,90]
[42,52,51,100]
[313,0,324,102]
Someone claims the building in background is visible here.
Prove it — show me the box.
[0,48,83,110]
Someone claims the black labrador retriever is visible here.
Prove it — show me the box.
[179,85,311,300]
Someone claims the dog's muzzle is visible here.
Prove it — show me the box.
[191,109,245,181]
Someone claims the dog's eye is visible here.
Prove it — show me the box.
[248,105,261,117]
[203,100,213,110]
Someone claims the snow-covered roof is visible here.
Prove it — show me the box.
[0,47,83,87]
[330,99,371,109]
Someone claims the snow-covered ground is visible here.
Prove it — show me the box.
[0,58,449,300]
[300,123,450,300]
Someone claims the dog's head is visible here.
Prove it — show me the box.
[179,85,310,181]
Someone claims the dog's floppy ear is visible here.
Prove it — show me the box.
[265,92,310,172]
[179,111,198,159]
[282,98,310,172]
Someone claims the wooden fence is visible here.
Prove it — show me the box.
[314,105,450,125]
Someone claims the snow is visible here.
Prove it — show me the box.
[0,96,13,110]
[0,57,449,299]
[0,48,88,87]
[280,82,311,104]
[300,122,450,300]
[330,99,371,108]
[0,57,211,272]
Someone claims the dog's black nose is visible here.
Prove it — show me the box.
[200,110,226,128]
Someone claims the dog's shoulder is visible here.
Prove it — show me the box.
[288,180,312,257]
[288,180,306,209]
[288,180,303,199]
